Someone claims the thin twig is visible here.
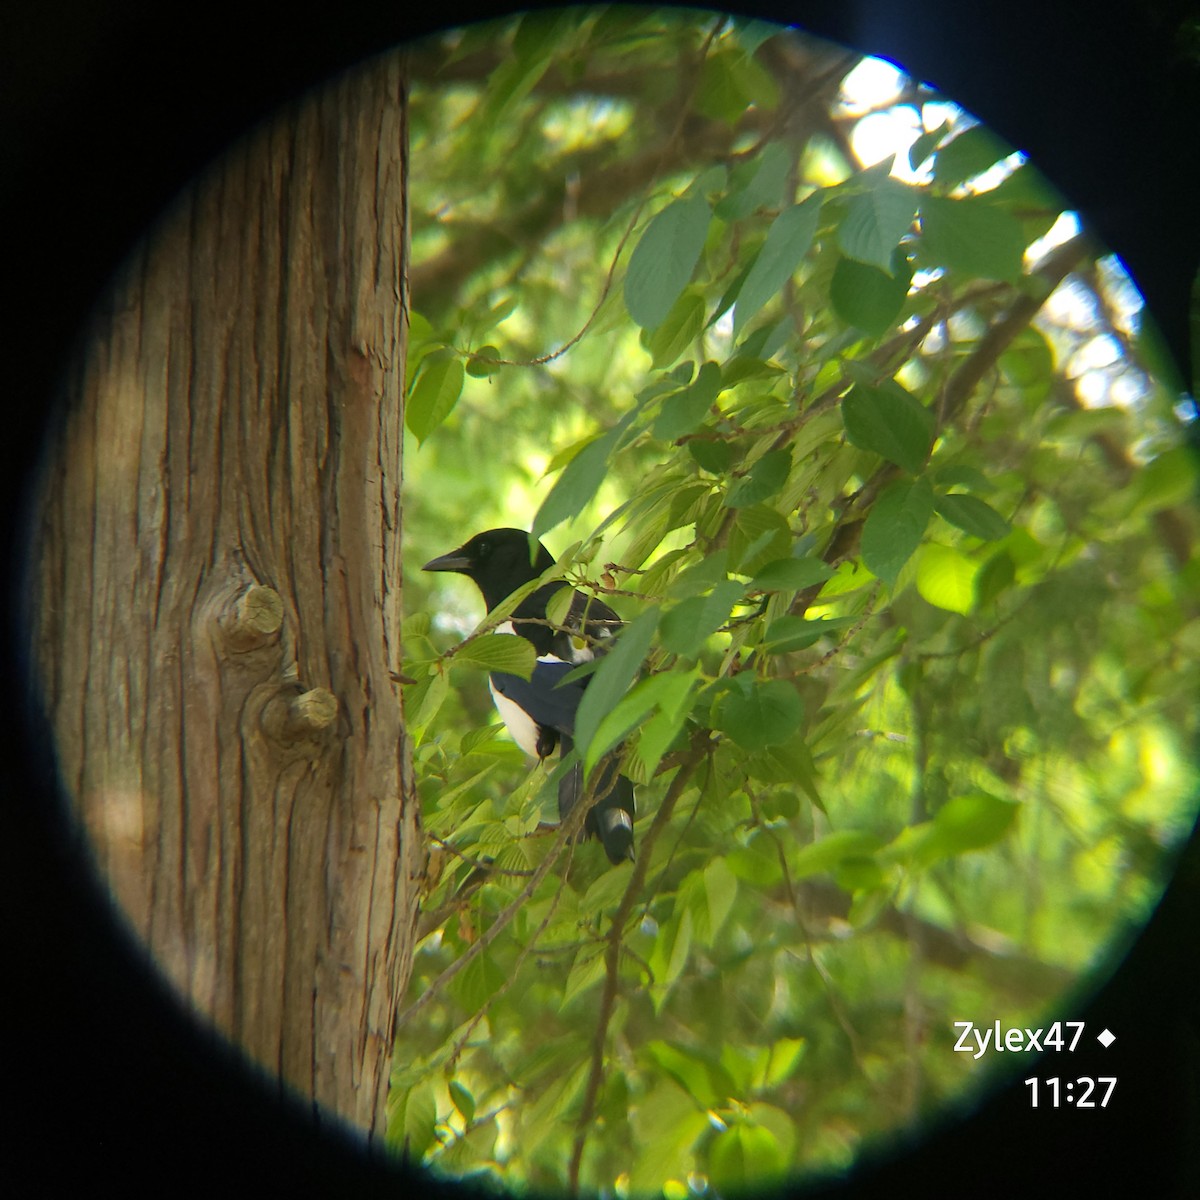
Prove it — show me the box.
[396,782,594,1028]
[446,858,576,1065]
[567,742,705,1193]
[784,234,1095,622]
[459,18,729,373]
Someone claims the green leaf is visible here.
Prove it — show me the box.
[406,309,433,352]
[464,345,501,378]
[720,355,786,387]
[655,360,723,441]
[660,579,744,657]
[532,434,611,539]
[448,1080,476,1125]
[574,607,659,763]
[449,948,507,1011]
[400,1083,439,1160]
[726,832,784,886]
[987,163,1065,241]
[756,740,823,810]
[407,670,450,741]
[725,447,792,507]
[575,871,627,927]
[837,169,917,271]
[830,252,913,335]
[762,1037,806,1087]
[703,857,738,939]
[650,908,694,1003]
[932,124,1014,188]
[716,141,790,220]
[544,584,574,631]
[834,855,886,891]
[728,505,791,572]
[634,702,691,779]
[916,543,979,614]
[716,678,804,749]
[512,8,574,61]
[935,492,1012,540]
[732,16,782,58]
[842,382,934,474]
[882,793,1019,867]
[861,476,935,584]
[687,437,734,474]
[709,1122,785,1193]
[759,614,855,653]
[453,632,536,679]
[542,431,602,477]
[644,1040,733,1109]
[475,55,552,139]
[584,667,698,776]
[931,792,1019,854]
[406,353,465,445]
[561,946,606,1006]
[645,288,707,367]
[532,409,638,539]
[664,550,730,600]
[791,830,882,878]
[733,195,823,335]
[696,47,780,124]
[459,723,509,756]
[1128,445,1200,515]
[921,194,1027,282]
[402,610,431,640]
[908,119,950,172]
[931,463,995,493]
[625,193,712,329]
[975,548,1016,607]
[750,556,835,592]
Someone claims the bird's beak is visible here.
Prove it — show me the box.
[423,549,471,574]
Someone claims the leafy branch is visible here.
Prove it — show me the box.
[567,740,707,1193]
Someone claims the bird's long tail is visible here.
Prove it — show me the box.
[557,736,635,865]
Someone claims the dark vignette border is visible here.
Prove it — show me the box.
[2,2,1197,1196]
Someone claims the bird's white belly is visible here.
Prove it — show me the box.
[489,678,544,758]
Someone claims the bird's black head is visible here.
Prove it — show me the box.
[423,528,555,611]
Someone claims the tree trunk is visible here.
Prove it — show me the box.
[31,52,420,1135]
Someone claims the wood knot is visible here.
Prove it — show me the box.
[260,686,339,747]
[218,584,284,652]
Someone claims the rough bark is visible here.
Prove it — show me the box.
[31,51,420,1135]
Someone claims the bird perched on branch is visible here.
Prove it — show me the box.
[423,528,635,864]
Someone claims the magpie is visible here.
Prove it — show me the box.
[423,528,635,864]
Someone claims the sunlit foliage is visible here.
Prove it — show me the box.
[394,10,1198,1195]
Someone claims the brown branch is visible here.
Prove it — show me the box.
[939,233,1094,425]
[411,97,742,319]
[567,743,706,1194]
[448,18,733,369]
[793,878,1075,1004]
[787,233,1097,620]
[1050,277,1194,568]
[445,862,575,1066]
[409,32,853,319]
[399,736,643,1029]
[395,782,593,1028]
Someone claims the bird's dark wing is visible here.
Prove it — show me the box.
[489,661,582,736]
[557,734,636,865]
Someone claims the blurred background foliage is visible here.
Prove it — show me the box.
[392,8,1199,1196]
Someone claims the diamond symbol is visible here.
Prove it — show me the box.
[1097,1028,1116,1048]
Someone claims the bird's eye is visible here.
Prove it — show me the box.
[476,540,489,557]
